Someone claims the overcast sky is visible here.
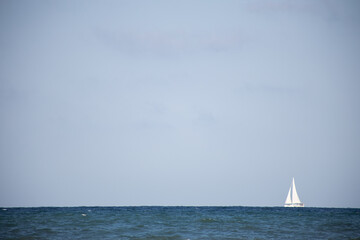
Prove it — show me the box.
[1,0,359,208]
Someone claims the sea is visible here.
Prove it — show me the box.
[1,206,360,240]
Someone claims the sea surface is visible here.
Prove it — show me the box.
[1,206,360,239]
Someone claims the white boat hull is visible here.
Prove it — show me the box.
[284,203,304,207]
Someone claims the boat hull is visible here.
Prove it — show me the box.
[284,203,304,207]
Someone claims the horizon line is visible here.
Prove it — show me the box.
[2,205,359,209]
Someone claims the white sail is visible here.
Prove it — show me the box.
[285,187,292,204]
[291,178,302,204]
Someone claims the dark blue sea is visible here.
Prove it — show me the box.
[1,206,359,239]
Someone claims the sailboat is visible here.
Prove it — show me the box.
[284,178,304,207]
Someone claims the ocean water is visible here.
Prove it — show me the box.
[1,206,360,239]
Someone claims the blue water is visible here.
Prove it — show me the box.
[1,206,360,239]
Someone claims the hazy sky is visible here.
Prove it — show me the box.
[1,0,360,208]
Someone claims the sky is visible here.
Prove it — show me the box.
[0,0,360,208]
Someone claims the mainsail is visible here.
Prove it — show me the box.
[291,178,302,204]
[284,177,304,207]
